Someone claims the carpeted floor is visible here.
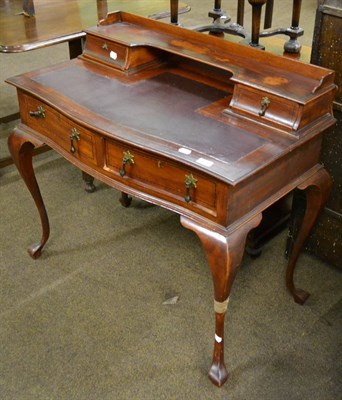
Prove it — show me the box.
[1,1,341,399]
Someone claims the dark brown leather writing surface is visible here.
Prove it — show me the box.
[33,66,267,166]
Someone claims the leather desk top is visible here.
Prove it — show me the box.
[30,64,268,182]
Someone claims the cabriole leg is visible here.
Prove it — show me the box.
[181,214,262,386]
[8,128,50,259]
[119,192,132,207]
[82,171,96,193]
[286,167,332,304]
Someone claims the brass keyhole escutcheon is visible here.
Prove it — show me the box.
[70,128,80,153]
[184,174,198,203]
[29,105,45,119]
[259,96,270,116]
[120,150,135,177]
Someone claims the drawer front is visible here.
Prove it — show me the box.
[83,34,127,69]
[105,139,217,215]
[20,94,96,164]
[228,85,301,131]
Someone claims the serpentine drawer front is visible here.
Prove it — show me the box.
[105,139,218,217]
[20,93,97,165]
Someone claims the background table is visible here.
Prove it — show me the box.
[0,0,190,167]
[0,0,190,53]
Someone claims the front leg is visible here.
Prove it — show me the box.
[8,128,50,259]
[286,166,332,304]
[181,214,262,386]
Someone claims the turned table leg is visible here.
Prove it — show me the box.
[248,0,267,48]
[181,213,262,386]
[8,128,50,259]
[286,167,332,304]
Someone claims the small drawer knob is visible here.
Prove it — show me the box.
[120,150,135,177]
[184,174,198,203]
[70,128,80,153]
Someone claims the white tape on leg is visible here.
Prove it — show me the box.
[214,297,230,313]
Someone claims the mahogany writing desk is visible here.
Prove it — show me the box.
[7,12,336,387]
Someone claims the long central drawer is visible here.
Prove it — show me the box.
[105,138,218,217]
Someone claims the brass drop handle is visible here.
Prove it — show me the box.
[29,105,45,118]
[259,96,270,116]
[120,150,135,177]
[184,174,198,203]
[70,128,80,153]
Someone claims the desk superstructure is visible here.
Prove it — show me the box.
[7,12,336,387]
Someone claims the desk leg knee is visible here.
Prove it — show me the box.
[8,128,50,259]
[286,166,332,304]
[181,213,262,386]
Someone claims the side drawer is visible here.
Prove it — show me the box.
[19,93,97,165]
[226,84,301,132]
[105,139,218,216]
[83,33,128,69]
[82,33,162,72]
